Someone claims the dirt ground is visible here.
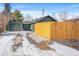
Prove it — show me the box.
[26,34,55,51]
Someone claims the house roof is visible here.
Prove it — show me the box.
[63,18,79,22]
[37,15,57,22]
[22,21,33,24]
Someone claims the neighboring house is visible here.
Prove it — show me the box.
[22,21,32,31]
[22,20,35,31]
[63,18,79,22]
[7,20,31,31]
[7,20,23,31]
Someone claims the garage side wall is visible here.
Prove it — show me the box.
[35,22,51,40]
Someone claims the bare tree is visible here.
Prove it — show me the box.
[58,11,68,21]
[25,14,33,21]
[73,15,79,19]
[0,13,3,33]
[52,12,57,20]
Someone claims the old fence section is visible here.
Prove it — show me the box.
[35,22,79,41]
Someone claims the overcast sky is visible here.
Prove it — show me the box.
[0,3,79,20]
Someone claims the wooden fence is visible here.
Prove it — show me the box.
[35,22,79,41]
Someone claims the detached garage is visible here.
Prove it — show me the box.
[7,20,23,31]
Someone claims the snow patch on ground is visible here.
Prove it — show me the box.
[49,41,79,56]
[0,35,16,56]
[0,31,60,56]
[1,31,79,56]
